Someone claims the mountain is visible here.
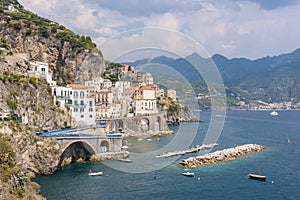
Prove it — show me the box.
[128,48,300,103]
[0,0,105,84]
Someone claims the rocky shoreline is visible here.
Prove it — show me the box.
[179,144,265,168]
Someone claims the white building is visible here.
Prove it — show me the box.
[52,84,96,126]
[85,77,112,89]
[30,62,56,86]
[143,72,154,85]
[132,85,158,116]
[52,86,72,108]
[114,81,131,100]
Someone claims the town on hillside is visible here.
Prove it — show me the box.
[0,53,179,133]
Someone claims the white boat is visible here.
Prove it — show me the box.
[270,111,278,116]
[88,171,103,176]
[182,172,194,177]
[121,145,129,150]
[118,158,132,163]
[248,173,266,181]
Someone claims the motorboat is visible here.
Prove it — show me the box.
[248,173,266,181]
[182,172,194,177]
[88,171,103,176]
[270,111,278,116]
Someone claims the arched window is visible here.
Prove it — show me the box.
[74,91,78,98]
[80,91,84,98]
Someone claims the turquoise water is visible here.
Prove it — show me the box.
[34,110,300,200]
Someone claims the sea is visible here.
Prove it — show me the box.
[34,110,300,200]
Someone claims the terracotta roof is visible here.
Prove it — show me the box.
[68,84,87,89]
[139,85,156,90]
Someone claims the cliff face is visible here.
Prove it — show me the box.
[167,106,199,125]
[0,61,73,130]
[0,1,107,199]
[0,1,105,84]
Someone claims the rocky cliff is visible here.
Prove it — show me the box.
[167,105,199,125]
[0,1,107,199]
[0,0,105,84]
[0,62,66,199]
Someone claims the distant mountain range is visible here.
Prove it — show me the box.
[127,49,300,103]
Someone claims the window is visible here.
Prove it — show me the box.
[74,107,78,112]
[80,108,84,112]
[89,101,93,107]
[89,115,93,118]
[74,91,78,98]
[81,115,84,118]
[80,91,84,98]
[80,100,84,106]
[74,100,78,106]
[89,108,93,112]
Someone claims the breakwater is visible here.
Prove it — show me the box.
[156,143,218,158]
[179,144,265,168]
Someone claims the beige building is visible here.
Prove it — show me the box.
[156,88,165,99]
[133,85,158,116]
[95,86,113,119]
[167,89,176,101]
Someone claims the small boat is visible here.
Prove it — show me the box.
[88,171,103,176]
[182,172,194,177]
[270,111,278,116]
[121,145,129,150]
[118,158,132,163]
[248,173,267,181]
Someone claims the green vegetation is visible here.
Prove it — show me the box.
[0,37,10,50]
[2,4,96,50]
[28,77,39,89]
[0,133,30,198]
[0,134,16,170]
[158,97,181,116]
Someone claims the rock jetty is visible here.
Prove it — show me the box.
[179,144,265,168]
[156,143,218,158]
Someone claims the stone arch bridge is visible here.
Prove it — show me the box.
[55,135,123,156]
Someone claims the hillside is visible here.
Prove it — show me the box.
[129,48,300,104]
[0,0,105,84]
[0,1,106,199]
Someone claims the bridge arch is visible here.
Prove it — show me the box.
[138,117,150,132]
[60,140,97,157]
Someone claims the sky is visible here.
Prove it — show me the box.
[18,0,300,60]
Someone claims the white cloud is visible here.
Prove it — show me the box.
[18,0,300,60]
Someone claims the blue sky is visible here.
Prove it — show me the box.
[19,0,300,60]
